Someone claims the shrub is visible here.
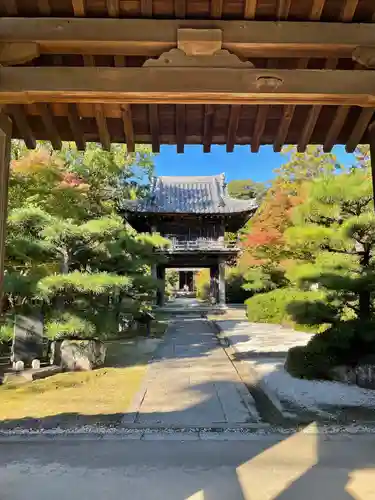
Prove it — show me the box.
[195,269,210,300]
[285,319,375,379]
[226,270,252,304]
[245,288,324,331]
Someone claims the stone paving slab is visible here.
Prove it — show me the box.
[126,318,259,426]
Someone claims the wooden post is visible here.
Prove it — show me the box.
[0,113,12,311]
[368,122,375,210]
[210,264,219,304]
[218,259,226,306]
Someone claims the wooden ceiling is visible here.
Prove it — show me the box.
[1,0,375,154]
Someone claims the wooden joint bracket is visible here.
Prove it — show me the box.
[0,42,40,66]
[144,28,253,68]
[352,46,375,68]
[177,29,222,56]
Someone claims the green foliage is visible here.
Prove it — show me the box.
[226,269,252,304]
[45,313,95,340]
[227,179,267,202]
[245,288,324,332]
[4,141,161,341]
[243,264,289,294]
[195,269,210,300]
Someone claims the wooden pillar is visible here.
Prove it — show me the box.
[156,265,165,307]
[218,259,226,306]
[369,123,375,210]
[210,264,219,303]
[0,114,12,310]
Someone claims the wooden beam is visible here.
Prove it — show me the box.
[4,18,375,59]
[276,0,292,20]
[107,0,120,17]
[121,104,135,154]
[226,105,241,153]
[251,105,268,153]
[37,0,51,15]
[176,104,185,154]
[38,103,62,150]
[94,104,111,151]
[273,104,294,152]
[67,104,86,150]
[149,104,160,153]
[72,0,86,16]
[3,67,375,107]
[174,0,186,18]
[346,108,374,153]
[141,0,152,17]
[0,114,12,307]
[309,0,325,20]
[211,0,223,19]
[8,105,36,150]
[3,0,18,15]
[323,106,350,152]
[203,104,215,153]
[340,0,359,22]
[244,0,257,19]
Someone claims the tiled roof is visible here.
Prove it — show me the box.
[124,174,257,214]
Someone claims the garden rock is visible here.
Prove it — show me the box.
[330,363,375,389]
[329,365,357,385]
[52,340,106,371]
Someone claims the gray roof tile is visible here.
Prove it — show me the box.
[124,174,257,214]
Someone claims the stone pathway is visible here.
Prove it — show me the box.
[125,318,259,426]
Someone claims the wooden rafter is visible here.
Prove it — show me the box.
[141,0,153,17]
[67,104,86,150]
[340,0,359,22]
[346,108,374,153]
[4,67,375,107]
[4,18,375,59]
[244,0,257,19]
[149,104,160,153]
[176,104,185,154]
[297,58,337,152]
[226,105,241,153]
[121,104,135,154]
[273,59,308,152]
[37,0,51,15]
[174,0,186,18]
[211,0,223,19]
[94,104,111,151]
[251,105,268,153]
[3,0,18,15]
[203,105,215,153]
[323,106,350,152]
[309,0,325,20]
[273,104,294,152]
[107,0,120,17]
[72,0,86,16]
[38,103,62,150]
[8,105,36,150]
[297,106,322,153]
[276,0,292,20]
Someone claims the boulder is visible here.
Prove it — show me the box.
[329,365,357,385]
[51,340,106,371]
[355,364,375,389]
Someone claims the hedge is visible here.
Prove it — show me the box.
[245,288,325,332]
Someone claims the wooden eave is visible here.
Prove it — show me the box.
[2,0,375,153]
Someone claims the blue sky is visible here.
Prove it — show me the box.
[154,145,356,184]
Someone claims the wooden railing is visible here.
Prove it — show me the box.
[157,237,239,252]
